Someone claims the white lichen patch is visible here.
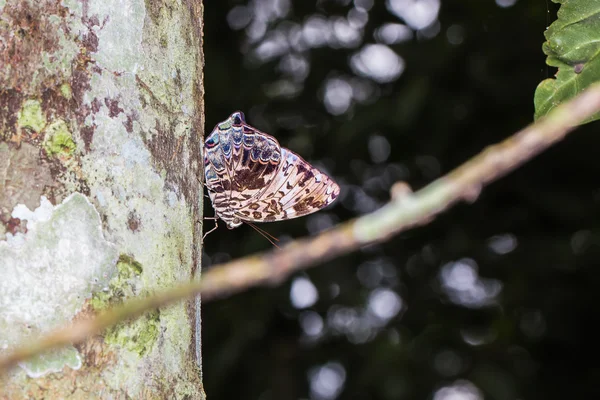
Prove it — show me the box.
[0,193,118,377]
[18,346,82,378]
[46,0,203,395]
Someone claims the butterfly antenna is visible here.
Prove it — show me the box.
[247,222,281,249]
[250,223,280,243]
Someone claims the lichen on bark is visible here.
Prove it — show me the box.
[0,0,205,397]
[0,194,118,377]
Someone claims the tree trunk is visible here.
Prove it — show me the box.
[0,0,206,398]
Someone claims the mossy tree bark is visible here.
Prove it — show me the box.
[0,0,206,398]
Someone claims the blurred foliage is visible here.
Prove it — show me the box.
[202,1,600,399]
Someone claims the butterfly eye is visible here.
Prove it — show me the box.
[231,111,245,125]
[205,132,219,148]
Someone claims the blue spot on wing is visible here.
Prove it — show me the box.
[251,145,261,161]
[222,140,232,157]
[205,131,219,148]
[260,147,272,162]
[205,166,218,182]
[271,151,280,162]
[208,151,225,171]
[232,127,243,146]
[243,132,254,148]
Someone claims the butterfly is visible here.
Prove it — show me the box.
[203,112,340,238]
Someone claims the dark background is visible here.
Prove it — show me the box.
[202,1,600,399]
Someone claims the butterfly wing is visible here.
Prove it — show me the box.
[233,147,340,223]
[205,111,340,227]
[204,112,284,227]
[226,124,282,208]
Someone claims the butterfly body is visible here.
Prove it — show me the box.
[203,112,340,230]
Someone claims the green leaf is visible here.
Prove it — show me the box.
[534,0,600,122]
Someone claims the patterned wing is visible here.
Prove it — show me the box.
[204,112,284,227]
[233,147,340,223]
[225,119,283,207]
[204,111,340,228]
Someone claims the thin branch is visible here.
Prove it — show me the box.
[2,83,600,373]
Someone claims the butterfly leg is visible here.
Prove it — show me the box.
[202,216,219,242]
[198,176,212,199]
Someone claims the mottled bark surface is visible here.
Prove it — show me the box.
[0,0,205,397]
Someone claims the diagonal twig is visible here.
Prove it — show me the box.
[2,83,600,373]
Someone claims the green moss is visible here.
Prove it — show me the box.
[117,254,144,276]
[104,311,160,356]
[60,83,73,99]
[43,119,76,157]
[91,255,158,356]
[89,291,112,310]
[91,254,144,310]
[17,99,46,132]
